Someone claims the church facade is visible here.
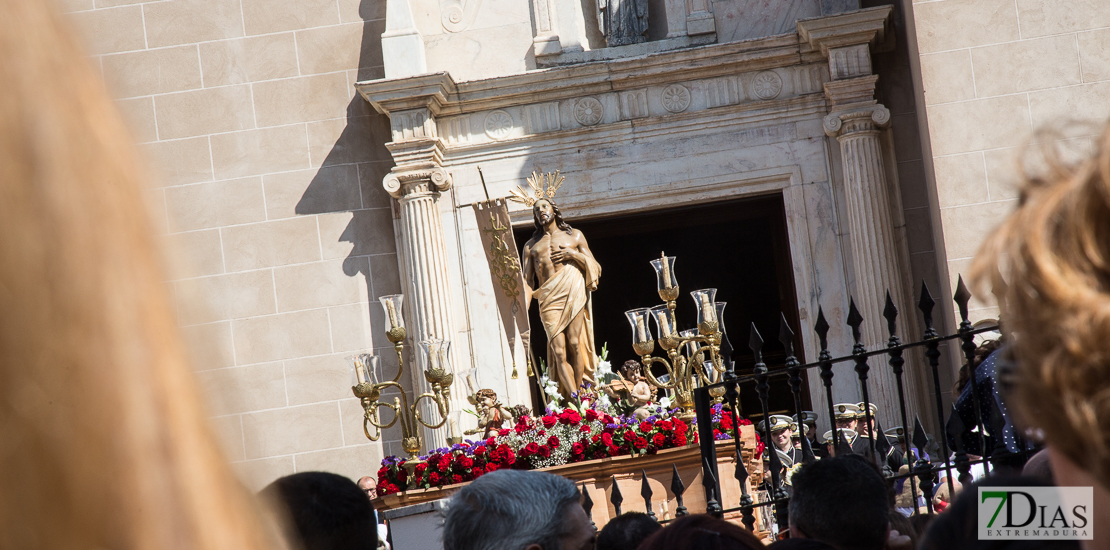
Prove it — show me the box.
[61,0,1110,488]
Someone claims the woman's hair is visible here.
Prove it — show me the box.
[971,126,1110,488]
[952,338,1003,395]
[637,514,765,550]
[0,1,281,549]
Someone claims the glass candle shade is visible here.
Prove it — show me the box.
[379,294,405,330]
[691,288,718,334]
[626,308,655,356]
[420,339,451,373]
[462,367,480,397]
[448,410,463,440]
[651,305,679,350]
[347,353,379,385]
[715,301,727,335]
[680,329,699,357]
[650,254,679,302]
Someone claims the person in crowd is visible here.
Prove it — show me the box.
[795,411,825,458]
[759,415,798,488]
[262,472,381,550]
[821,428,858,458]
[832,403,860,432]
[787,455,890,550]
[0,2,285,549]
[969,127,1110,548]
[358,476,378,499]
[637,514,764,550]
[595,511,659,550]
[441,470,595,550]
[357,476,390,548]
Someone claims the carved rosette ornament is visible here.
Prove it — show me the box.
[574,97,604,126]
[752,71,783,100]
[661,84,691,113]
[484,110,514,140]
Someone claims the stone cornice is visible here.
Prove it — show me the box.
[356,33,808,117]
[796,5,894,56]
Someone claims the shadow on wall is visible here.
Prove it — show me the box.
[294,0,411,453]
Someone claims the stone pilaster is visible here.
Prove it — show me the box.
[799,6,924,424]
[382,137,461,452]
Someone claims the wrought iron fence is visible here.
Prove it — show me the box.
[583,276,1038,534]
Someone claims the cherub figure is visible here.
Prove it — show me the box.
[466,389,516,439]
[601,360,655,420]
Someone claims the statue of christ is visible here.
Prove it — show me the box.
[521,198,602,399]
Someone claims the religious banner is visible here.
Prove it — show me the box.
[471,198,532,378]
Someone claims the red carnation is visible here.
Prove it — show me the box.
[396,468,408,480]
[592,434,601,443]
[473,445,487,456]
[542,416,558,428]
[515,424,526,434]
[639,421,653,433]
[455,455,474,470]
[379,482,399,495]
[429,472,442,486]
[624,430,635,441]
[451,474,463,484]
[652,433,666,447]
[719,413,734,431]
[585,409,600,421]
[377,466,389,479]
[485,463,500,473]
[414,463,428,475]
[436,455,451,471]
[580,424,591,433]
[608,445,621,456]
[499,429,510,436]
[675,434,688,446]
[633,436,648,450]
[675,420,688,434]
[547,436,560,448]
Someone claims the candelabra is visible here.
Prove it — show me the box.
[349,294,454,458]
[625,253,728,421]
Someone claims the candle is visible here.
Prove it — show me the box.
[661,500,669,520]
[700,294,715,323]
[386,299,399,329]
[636,316,647,342]
[450,418,460,438]
[355,358,368,384]
[466,372,478,394]
[659,311,671,337]
[661,252,673,289]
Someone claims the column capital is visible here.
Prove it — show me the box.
[823,105,890,137]
[796,5,893,59]
[384,164,452,200]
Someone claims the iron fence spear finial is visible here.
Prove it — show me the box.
[641,469,656,521]
[670,463,688,517]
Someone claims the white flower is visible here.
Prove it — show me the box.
[597,359,612,376]
[598,393,612,408]
[550,403,564,413]
[658,396,671,409]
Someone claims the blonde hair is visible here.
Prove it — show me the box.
[0,1,281,548]
[972,127,1110,487]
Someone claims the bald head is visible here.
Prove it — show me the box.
[357,476,377,499]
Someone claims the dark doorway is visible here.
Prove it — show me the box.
[515,193,810,421]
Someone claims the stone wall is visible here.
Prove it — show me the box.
[912,0,1110,322]
[59,0,397,490]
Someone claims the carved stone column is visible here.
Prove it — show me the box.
[382,137,460,452]
[356,75,463,451]
[798,6,925,423]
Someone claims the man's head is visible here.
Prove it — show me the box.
[596,512,660,550]
[442,470,594,550]
[531,198,573,239]
[833,403,860,431]
[261,471,378,550]
[357,476,377,499]
[788,455,890,550]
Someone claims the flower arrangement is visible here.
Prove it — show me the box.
[376,399,761,495]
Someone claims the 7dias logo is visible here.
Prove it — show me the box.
[978,487,1093,540]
